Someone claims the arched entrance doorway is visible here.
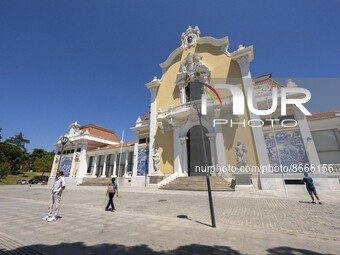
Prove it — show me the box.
[187,126,212,176]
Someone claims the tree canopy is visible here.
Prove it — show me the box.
[5,132,30,152]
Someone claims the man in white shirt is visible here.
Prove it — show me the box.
[42,170,66,222]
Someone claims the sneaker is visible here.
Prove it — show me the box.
[311,201,316,204]
[47,216,56,222]
[42,216,50,221]
[318,201,322,204]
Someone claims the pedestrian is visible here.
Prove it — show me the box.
[303,172,321,204]
[42,170,66,222]
[105,177,118,211]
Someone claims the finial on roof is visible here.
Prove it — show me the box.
[286,79,298,87]
[238,44,245,50]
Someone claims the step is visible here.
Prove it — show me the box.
[81,177,112,186]
[160,177,234,191]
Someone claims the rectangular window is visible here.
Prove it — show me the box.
[311,129,340,164]
[97,155,105,177]
[139,138,146,144]
[127,151,134,174]
[106,154,115,176]
[116,153,126,177]
[87,156,94,174]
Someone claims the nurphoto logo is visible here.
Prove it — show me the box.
[200,83,312,128]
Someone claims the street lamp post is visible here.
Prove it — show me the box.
[56,136,69,174]
[194,104,216,228]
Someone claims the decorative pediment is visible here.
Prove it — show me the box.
[68,121,81,137]
[175,53,211,87]
[181,26,200,50]
[159,26,229,74]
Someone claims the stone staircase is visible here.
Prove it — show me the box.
[159,176,234,191]
[81,177,112,186]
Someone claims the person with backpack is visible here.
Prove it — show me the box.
[105,177,118,211]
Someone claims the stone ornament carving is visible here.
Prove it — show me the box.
[236,55,249,67]
[75,152,80,161]
[152,149,160,172]
[55,155,60,163]
[181,26,200,50]
[235,140,247,168]
[176,52,211,87]
[255,84,272,95]
[68,121,81,137]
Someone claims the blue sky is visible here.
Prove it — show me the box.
[0,0,339,152]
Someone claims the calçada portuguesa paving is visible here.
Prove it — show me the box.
[0,185,339,255]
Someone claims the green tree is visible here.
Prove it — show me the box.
[5,132,30,152]
[0,128,2,142]
[0,161,11,181]
[33,154,54,179]
[0,142,28,172]
[31,148,48,158]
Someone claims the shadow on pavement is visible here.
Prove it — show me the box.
[4,242,337,255]
[298,201,314,204]
[267,246,335,255]
[6,243,243,255]
[177,214,212,227]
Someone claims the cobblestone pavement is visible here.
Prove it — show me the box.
[0,185,339,255]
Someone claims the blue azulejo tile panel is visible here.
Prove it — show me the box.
[59,157,72,177]
[264,129,309,168]
[137,148,149,176]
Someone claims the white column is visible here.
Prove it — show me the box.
[91,155,98,177]
[112,154,117,177]
[214,124,228,176]
[179,137,188,176]
[293,107,321,166]
[50,146,59,178]
[132,134,139,177]
[177,80,186,105]
[206,133,218,176]
[173,125,181,175]
[146,77,161,174]
[124,151,129,176]
[235,53,270,168]
[76,143,88,178]
[70,144,78,177]
[101,154,107,177]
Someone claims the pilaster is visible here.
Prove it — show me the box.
[232,45,270,169]
[179,137,189,176]
[293,107,321,166]
[91,155,98,177]
[206,133,217,175]
[145,77,161,174]
[132,134,139,177]
[101,154,107,177]
[112,154,117,177]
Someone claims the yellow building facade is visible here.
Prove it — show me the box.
[131,26,333,190]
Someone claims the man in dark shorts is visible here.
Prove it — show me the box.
[303,172,321,204]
